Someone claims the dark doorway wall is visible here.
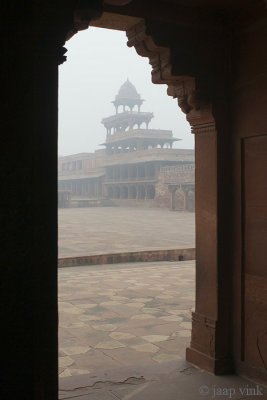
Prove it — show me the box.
[231,16,267,380]
[1,1,267,399]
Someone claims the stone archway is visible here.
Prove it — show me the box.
[120,186,128,199]
[59,12,229,377]
[114,186,120,198]
[107,186,113,198]
[5,3,267,398]
[129,185,136,199]
[138,185,146,199]
[146,184,155,199]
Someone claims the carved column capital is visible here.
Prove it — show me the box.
[167,81,214,132]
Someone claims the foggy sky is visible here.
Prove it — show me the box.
[58,27,194,156]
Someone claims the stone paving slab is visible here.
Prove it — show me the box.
[59,360,267,400]
[58,208,195,257]
[58,260,195,379]
[58,261,267,399]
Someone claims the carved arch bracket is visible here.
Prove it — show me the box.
[126,20,215,134]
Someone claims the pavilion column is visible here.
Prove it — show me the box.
[145,164,148,179]
[103,185,108,198]
[95,181,97,198]
[167,77,233,374]
[181,188,187,211]
[187,117,225,372]
[168,185,178,211]
[184,191,187,211]
[145,185,148,200]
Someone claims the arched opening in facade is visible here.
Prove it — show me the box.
[138,164,146,178]
[119,186,128,199]
[58,24,196,386]
[2,2,267,399]
[113,186,120,198]
[146,184,155,199]
[138,185,146,199]
[107,186,113,198]
[129,185,137,199]
[121,166,128,180]
[147,164,155,178]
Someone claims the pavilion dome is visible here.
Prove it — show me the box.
[115,79,141,101]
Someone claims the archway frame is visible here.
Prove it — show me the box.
[3,1,267,398]
[6,2,261,398]
[57,3,233,377]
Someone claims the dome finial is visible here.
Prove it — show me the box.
[111,79,144,110]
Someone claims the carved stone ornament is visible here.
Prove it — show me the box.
[126,20,215,132]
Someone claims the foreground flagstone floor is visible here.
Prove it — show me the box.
[58,262,267,400]
[58,260,195,378]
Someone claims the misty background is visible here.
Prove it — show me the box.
[58,27,193,156]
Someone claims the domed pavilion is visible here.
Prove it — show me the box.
[100,80,194,204]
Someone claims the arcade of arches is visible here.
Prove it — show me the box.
[2,0,267,398]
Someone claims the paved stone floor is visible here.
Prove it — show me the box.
[58,207,195,257]
[59,261,267,399]
[59,260,195,379]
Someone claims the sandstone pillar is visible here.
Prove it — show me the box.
[168,80,233,374]
[168,185,178,211]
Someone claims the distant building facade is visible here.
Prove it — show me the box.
[58,80,195,210]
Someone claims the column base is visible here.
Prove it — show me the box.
[186,312,234,375]
[186,347,234,375]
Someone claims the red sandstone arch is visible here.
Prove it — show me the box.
[59,11,227,376]
[2,2,267,398]
[52,0,267,382]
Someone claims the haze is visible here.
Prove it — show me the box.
[58,27,194,156]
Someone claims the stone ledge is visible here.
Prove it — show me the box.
[58,247,195,268]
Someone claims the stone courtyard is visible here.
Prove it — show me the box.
[59,260,195,378]
[59,260,196,398]
[57,209,266,399]
[58,208,197,397]
[58,207,195,257]
[58,261,265,400]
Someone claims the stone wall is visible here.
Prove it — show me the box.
[155,164,195,210]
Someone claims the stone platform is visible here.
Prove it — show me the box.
[58,207,195,258]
